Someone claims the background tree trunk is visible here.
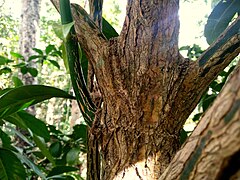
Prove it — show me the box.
[19,0,40,86]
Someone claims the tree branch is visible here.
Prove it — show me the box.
[51,0,108,65]
[160,63,240,180]
[196,16,240,79]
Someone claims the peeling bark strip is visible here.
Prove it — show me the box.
[50,0,240,179]
[160,65,240,180]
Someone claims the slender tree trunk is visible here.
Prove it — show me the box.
[51,0,240,179]
[19,0,40,115]
[19,0,40,86]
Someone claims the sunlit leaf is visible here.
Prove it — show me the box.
[32,48,44,55]
[10,51,24,60]
[0,85,75,118]
[0,56,13,65]
[48,60,60,69]
[46,45,56,55]
[12,76,24,87]
[62,21,74,39]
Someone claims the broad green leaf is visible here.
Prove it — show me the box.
[12,76,24,87]
[204,0,240,44]
[0,56,13,65]
[17,111,50,141]
[10,51,24,59]
[47,166,78,177]
[47,175,74,180]
[0,85,75,118]
[102,17,119,40]
[33,135,55,165]
[0,67,11,75]
[50,141,62,157]
[48,60,60,69]
[62,21,75,39]
[52,23,64,40]
[32,48,44,55]
[0,148,26,180]
[28,67,38,77]
[14,152,46,179]
[46,45,56,55]
[66,148,80,165]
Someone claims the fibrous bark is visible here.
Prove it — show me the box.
[160,62,240,180]
[51,0,240,179]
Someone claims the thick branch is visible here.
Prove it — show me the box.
[119,0,180,66]
[51,0,107,65]
[160,63,240,180]
[196,16,240,80]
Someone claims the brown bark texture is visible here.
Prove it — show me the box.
[160,63,240,180]
[51,0,240,179]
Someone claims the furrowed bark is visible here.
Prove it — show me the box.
[160,63,240,180]
[50,1,240,179]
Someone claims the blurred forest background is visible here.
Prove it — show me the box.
[0,0,238,179]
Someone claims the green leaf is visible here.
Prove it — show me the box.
[48,60,60,69]
[0,148,26,180]
[60,43,69,73]
[180,129,188,145]
[0,129,11,148]
[46,45,56,55]
[12,76,24,87]
[102,18,119,40]
[20,66,28,74]
[62,21,75,39]
[192,113,203,122]
[204,0,240,44]
[28,55,42,61]
[28,67,38,77]
[66,148,80,165]
[47,166,78,177]
[52,23,64,40]
[33,135,55,165]
[0,56,13,65]
[0,85,75,118]
[14,152,46,179]
[69,124,87,142]
[50,141,62,157]
[0,67,11,75]
[32,48,44,55]
[10,51,24,60]
[13,62,26,68]
[17,111,50,141]
[6,125,34,146]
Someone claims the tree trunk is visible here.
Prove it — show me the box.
[19,0,40,86]
[51,0,240,179]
